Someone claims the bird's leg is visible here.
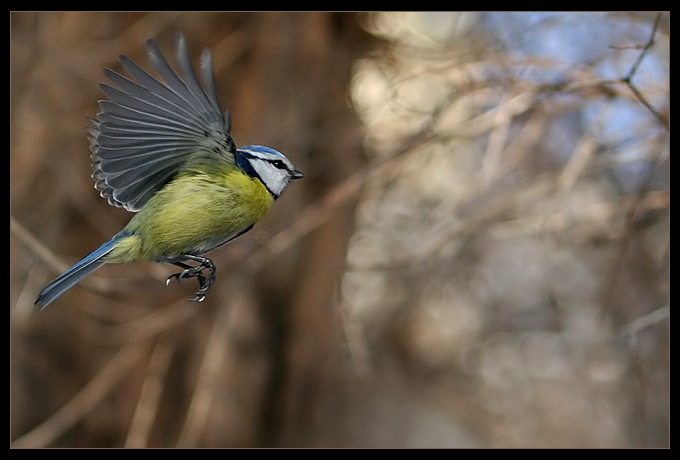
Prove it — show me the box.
[166,255,216,302]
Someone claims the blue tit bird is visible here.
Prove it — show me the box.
[35,34,303,309]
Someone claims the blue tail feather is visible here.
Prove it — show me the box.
[35,236,120,309]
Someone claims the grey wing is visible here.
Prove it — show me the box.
[91,33,237,212]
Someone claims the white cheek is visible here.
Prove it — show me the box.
[252,161,289,196]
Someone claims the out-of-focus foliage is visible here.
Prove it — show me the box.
[344,11,668,448]
[11,12,668,448]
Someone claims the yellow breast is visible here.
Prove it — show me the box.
[110,164,274,262]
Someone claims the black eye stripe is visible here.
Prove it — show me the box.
[238,149,290,172]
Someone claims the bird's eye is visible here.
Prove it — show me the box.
[271,160,286,169]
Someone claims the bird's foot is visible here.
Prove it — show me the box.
[167,256,216,302]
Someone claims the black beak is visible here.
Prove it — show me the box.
[291,169,304,180]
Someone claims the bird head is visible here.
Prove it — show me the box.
[235,146,304,198]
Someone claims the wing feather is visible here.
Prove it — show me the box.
[200,49,223,118]
[90,33,236,212]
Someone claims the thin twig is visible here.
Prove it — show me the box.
[175,285,242,447]
[620,12,668,131]
[125,336,176,448]
[620,305,669,346]
[622,13,663,82]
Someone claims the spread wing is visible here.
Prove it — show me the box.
[90,33,236,212]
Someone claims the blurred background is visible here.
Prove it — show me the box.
[10,12,668,448]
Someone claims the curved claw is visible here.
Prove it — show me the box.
[188,294,206,302]
[165,256,216,302]
[187,279,212,302]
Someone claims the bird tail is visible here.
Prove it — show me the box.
[35,235,121,310]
